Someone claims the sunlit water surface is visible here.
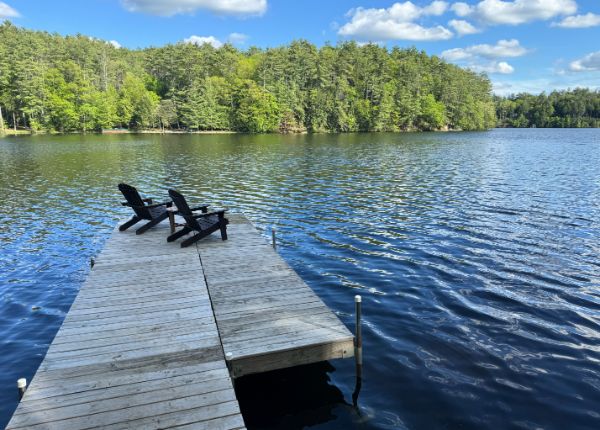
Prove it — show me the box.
[1,129,599,429]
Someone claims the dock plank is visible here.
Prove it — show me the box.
[8,212,354,427]
[196,214,354,378]
[6,223,244,430]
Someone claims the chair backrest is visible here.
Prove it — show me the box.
[119,183,150,219]
[168,189,200,230]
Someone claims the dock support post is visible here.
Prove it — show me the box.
[271,228,277,250]
[352,295,363,408]
[17,378,27,400]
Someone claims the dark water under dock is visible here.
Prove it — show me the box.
[1,129,599,429]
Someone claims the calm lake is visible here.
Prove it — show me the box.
[1,129,599,429]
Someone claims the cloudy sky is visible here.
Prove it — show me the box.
[2,0,599,95]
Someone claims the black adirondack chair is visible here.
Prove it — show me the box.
[167,189,228,247]
[118,183,179,235]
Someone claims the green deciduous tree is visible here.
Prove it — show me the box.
[495,89,600,128]
[232,80,280,133]
[0,21,509,133]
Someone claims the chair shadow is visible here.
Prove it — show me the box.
[234,361,351,430]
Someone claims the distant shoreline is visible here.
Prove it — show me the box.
[0,129,240,136]
[2,127,599,137]
[102,129,239,135]
[0,128,456,136]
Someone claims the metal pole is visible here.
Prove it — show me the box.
[352,295,363,408]
[354,295,362,379]
[17,378,27,400]
[271,228,277,250]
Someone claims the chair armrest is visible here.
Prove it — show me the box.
[192,209,227,219]
[145,201,173,209]
[190,204,210,212]
[122,201,171,209]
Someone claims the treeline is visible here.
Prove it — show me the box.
[495,89,600,128]
[0,21,496,134]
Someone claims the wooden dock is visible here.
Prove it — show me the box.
[7,214,354,429]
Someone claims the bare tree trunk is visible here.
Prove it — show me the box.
[12,111,17,132]
[0,105,4,133]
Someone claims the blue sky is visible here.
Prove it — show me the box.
[2,0,599,95]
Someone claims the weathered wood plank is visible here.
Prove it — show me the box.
[7,212,354,427]
[22,359,227,401]
[9,392,239,430]
[10,380,236,427]
[229,339,354,378]
[196,214,354,378]
[7,222,244,429]
[28,348,224,386]
[47,331,219,357]
[51,317,215,346]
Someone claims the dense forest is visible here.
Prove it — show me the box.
[495,89,600,128]
[0,21,497,134]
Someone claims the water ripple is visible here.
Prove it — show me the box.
[1,130,599,429]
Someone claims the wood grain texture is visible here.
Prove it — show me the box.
[7,213,354,428]
[195,214,354,378]
[6,222,245,430]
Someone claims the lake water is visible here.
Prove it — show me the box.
[0,129,599,429]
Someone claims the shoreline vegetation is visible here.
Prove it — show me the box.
[1,22,598,137]
[1,124,598,137]
[0,128,241,136]
[0,21,496,135]
[495,89,600,128]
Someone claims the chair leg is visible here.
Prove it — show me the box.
[167,226,191,242]
[180,222,222,247]
[135,212,168,235]
[181,231,209,248]
[219,222,228,241]
[119,216,140,231]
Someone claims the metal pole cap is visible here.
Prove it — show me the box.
[355,295,362,303]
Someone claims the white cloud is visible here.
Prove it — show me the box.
[442,40,526,75]
[183,35,223,48]
[227,32,249,44]
[451,0,577,25]
[448,19,480,35]
[109,40,122,49]
[492,76,600,95]
[338,1,454,41]
[423,0,449,15]
[469,60,514,74]
[553,13,600,28]
[0,2,19,18]
[451,2,472,17]
[569,51,600,72]
[441,39,527,60]
[122,0,267,17]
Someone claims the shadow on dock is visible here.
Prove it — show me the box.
[235,361,351,429]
